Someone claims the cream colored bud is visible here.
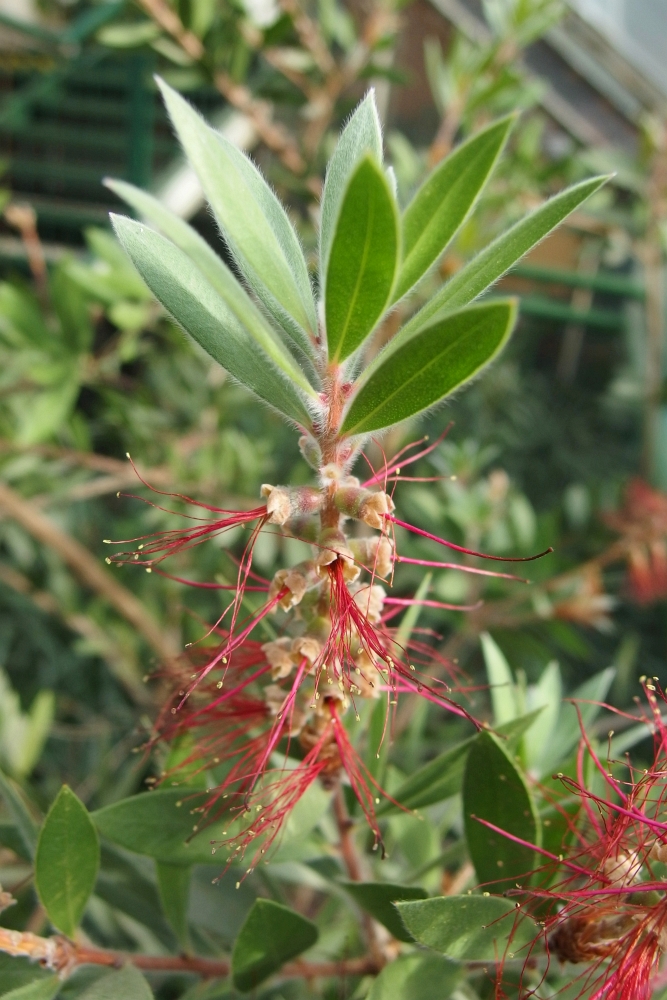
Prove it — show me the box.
[320,464,359,488]
[649,841,667,864]
[291,636,322,666]
[316,527,357,579]
[601,851,641,886]
[349,535,394,579]
[261,484,323,525]
[298,434,321,470]
[359,491,395,530]
[261,484,291,524]
[264,683,286,716]
[352,584,386,623]
[333,486,394,529]
[269,560,318,610]
[262,637,295,679]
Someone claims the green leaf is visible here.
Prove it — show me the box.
[397,895,535,961]
[105,180,319,391]
[340,881,427,942]
[481,632,518,725]
[325,155,399,362]
[111,216,313,426]
[0,956,51,995]
[378,711,543,818]
[367,953,461,1000]
[157,79,317,352]
[1,980,60,1000]
[359,173,610,390]
[524,661,563,775]
[75,965,153,1000]
[92,788,218,865]
[156,861,191,951]
[0,768,39,859]
[0,821,31,860]
[343,301,516,435]
[178,982,230,1000]
[35,785,100,937]
[378,738,472,815]
[320,91,383,283]
[231,898,318,992]
[463,732,539,892]
[394,175,610,344]
[395,115,514,300]
[95,844,176,950]
[538,666,615,775]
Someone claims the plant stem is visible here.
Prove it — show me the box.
[333,787,386,968]
[0,480,179,665]
[0,927,380,980]
[333,786,364,882]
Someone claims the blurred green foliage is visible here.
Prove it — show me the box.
[0,0,664,997]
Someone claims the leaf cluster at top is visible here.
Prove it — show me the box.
[110,80,608,441]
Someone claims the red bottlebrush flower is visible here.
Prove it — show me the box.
[491,683,667,999]
[113,436,548,874]
[605,478,667,605]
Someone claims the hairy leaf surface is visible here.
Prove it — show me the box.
[397,895,535,961]
[363,175,608,381]
[341,882,427,941]
[326,156,398,361]
[395,115,514,299]
[112,216,313,426]
[158,79,317,352]
[320,92,383,282]
[463,731,539,892]
[343,301,516,434]
[106,180,319,391]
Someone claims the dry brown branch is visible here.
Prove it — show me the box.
[0,480,178,665]
[278,0,335,75]
[0,442,171,480]
[137,0,307,175]
[0,924,380,980]
[4,203,47,293]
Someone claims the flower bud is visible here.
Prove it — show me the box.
[349,536,394,579]
[649,841,667,863]
[264,684,305,735]
[352,649,380,699]
[262,637,296,680]
[320,464,360,489]
[333,487,395,529]
[291,635,322,666]
[298,434,321,470]
[352,583,386,623]
[261,484,323,525]
[285,515,319,542]
[269,560,319,610]
[315,527,359,581]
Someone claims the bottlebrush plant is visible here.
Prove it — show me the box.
[104,78,604,861]
[0,81,612,999]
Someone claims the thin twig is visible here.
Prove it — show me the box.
[332,786,385,967]
[0,480,178,665]
[333,786,364,882]
[0,926,380,980]
[136,0,306,175]
[4,203,47,295]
